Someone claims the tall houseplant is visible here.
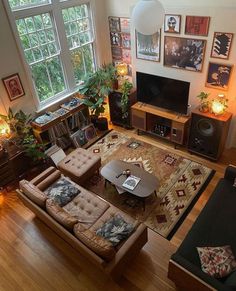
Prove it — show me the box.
[120,80,133,127]
[79,63,117,117]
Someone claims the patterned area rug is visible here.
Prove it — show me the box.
[86,131,215,239]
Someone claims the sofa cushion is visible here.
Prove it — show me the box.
[46,199,78,231]
[44,177,80,207]
[96,214,135,246]
[63,188,109,229]
[74,223,116,261]
[19,180,47,208]
[197,245,236,278]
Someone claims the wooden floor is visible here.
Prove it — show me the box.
[1,126,236,291]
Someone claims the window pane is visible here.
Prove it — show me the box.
[32,56,66,102]
[62,4,94,84]
[8,0,49,11]
[71,44,95,84]
[16,13,66,101]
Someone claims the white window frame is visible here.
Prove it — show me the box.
[3,0,98,110]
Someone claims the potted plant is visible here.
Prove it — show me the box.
[197,91,210,113]
[0,108,46,164]
[120,80,133,127]
[79,63,117,127]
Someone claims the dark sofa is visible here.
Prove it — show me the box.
[168,165,236,291]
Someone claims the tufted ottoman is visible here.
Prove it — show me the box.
[57,148,101,185]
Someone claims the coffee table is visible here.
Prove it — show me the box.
[100,160,159,210]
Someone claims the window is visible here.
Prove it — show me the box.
[5,0,96,106]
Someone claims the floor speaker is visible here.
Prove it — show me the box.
[188,110,232,161]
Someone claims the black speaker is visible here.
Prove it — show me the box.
[188,111,231,161]
[108,90,136,128]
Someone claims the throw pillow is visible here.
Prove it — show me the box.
[44,177,80,207]
[197,245,236,278]
[96,214,134,246]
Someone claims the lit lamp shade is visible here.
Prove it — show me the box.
[116,63,128,77]
[131,0,165,35]
[211,94,227,115]
[0,118,10,138]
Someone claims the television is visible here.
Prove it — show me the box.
[136,72,190,115]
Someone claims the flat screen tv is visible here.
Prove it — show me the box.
[136,72,190,115]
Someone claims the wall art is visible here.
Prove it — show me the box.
[211,32,233,59]
[205,62,233,91]
[185,16,210,36]
[164,36,206,72]
[136,30,161,62]
[2,73,25,101]
[164,14,181,34]
[108,16,120,32]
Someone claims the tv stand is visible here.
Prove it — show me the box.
[131,102,191,146]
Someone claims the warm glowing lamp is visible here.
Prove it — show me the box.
[116,63,128,77]
[0,118,10,138]
[211,94,227,115]
[131,0,165,35]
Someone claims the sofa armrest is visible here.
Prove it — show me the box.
[224,165,236,183]
[31,167,58,186]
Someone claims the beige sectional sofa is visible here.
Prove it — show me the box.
[17,166,147,279]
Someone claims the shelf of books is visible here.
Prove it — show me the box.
[31,96,91,150]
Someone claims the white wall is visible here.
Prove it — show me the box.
[0,1,36,115]
[105,0,236,148]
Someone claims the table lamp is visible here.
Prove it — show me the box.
[211,94,228,115]
[116,63,128,88]
[0,118,10,156]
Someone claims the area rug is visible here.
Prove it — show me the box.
[86,131,215,239]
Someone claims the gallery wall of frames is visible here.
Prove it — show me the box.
[108,14,234,92]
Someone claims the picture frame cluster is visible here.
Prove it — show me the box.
[108,16,132,76]
[134,14,234,92]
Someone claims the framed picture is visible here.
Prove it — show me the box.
[110,32,121,46]
[164,36,206,72]
[70,129,87,147]
[111,47,122,60]
[108,16,120,32]
[164,14,181,34]
[136,30,161,62]
[2,73,25,101]
[83,124,97,141]
[185,16,210,36]
[211,32,233,59]
[122,49,131,64]
[120,17,130,33]
[121,33,131,49]
[205,62,233,91]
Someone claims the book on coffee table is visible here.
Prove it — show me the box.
[122,175,141,190]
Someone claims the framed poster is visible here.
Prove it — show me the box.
[111,47,122,60]
[205,62,233,91]
[71,130,87,147]
[121,33,131,49]
[110,32,121,46]
[185,16,210,36]
[211,32,233,59]
[83,124,97,141]
[136,30,161,62]
[108,16,120,32]
[122,49,131,64]
[120,17,130,33]
[164,36,206,72]
[164,14,181,34]
[2,73,25,101]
